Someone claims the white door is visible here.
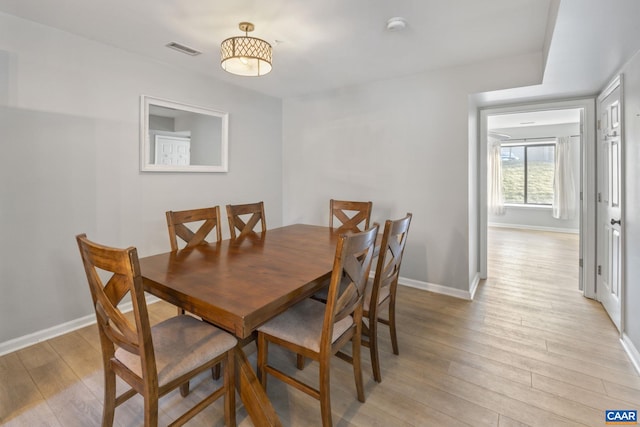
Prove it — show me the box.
[596,76,623,331]
[155,135,191,166]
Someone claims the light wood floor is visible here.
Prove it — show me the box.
[2,228,639,426]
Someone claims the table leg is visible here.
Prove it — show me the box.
[234,346,282,427]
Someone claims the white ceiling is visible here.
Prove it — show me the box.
[0,0,552,99]
[0,0,638,101]
[477,0,640,105]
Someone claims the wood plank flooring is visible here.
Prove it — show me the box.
[1,227,638,426]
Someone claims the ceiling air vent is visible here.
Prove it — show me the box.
[166,42,202,56]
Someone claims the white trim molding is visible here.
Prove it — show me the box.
[0,312,97,357]
[3,275,484,356]
[0,297,160,357]
[469,273,481,300]
[399,276,475,301]
[488,222,580,234]
[621,334,640,375]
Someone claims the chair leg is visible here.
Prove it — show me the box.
[319,358,333,427]
[143,390,159,427]
[257,332,268,389]
[179,381,190,397]
[352,330,365,403]
[102,369,117,427]
[388,299,399,355]
[224,350,237,427]
[368,315,382,383]
[212,363,221,380]
[296,353,305,370]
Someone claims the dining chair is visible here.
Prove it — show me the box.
[165,206,225,381]
[256,224,379,427]
[362,213,412,382]
[309,199,373,306]
[165,206,222,251]
[76,234,237,427]
[166,206,222,316]
[329,199,373,233]
[226,201,266,239]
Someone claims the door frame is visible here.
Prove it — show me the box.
[478,98,597,298]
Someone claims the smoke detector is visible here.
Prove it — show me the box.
[386,17,407,32]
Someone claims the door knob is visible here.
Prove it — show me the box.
[611,218,621,226]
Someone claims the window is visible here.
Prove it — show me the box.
[501,143,555,205]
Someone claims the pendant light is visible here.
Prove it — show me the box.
[220,22,272,77]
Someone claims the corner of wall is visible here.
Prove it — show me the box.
[399,276,475,301]
[621,333,640,375]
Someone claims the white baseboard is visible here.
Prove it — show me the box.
[399,276,474,300]
[2,276,480,356]
[621,333,640,375]
[0,297,160,357]
[488,222,579,234]
[469,273,481,300]
[0,313,98,357]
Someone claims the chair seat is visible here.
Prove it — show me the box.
[116,315,237,386]
[363,278,390,312]
[257,299,352,353]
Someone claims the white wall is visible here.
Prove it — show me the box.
[0,12,282,344]
[283,53,543,294]
[488,123,581,232]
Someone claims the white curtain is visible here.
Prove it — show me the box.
[553,136,576,219]
[488,139,506,216]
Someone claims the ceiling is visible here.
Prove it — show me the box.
[478,0,640,105]
[0,0,638,101]
[0,0,552,99]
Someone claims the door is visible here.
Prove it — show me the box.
[154,135,191,166]
[596,76,623,331]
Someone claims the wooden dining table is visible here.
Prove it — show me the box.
[139,224,341,427]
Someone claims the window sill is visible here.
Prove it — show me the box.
[504,204,552,210]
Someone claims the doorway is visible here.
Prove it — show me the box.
[479,99,597,298]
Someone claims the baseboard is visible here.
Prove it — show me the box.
[469,273,481,300]
[399,276,473,300]
[488,222,579,234]
[621,333,640,375]
[0,297,160,357]
[2,277,478,356]
[0,313,98,357]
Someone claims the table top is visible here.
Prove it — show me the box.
[140,224,340,339]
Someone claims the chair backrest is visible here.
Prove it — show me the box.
[322,224,379,350]
[329,199,373,233]
[226,201,266,239]
[76,234,157,382]
[166,206,222,251]
[370,213,412,308]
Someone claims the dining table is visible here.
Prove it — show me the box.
[139,224,341,427]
